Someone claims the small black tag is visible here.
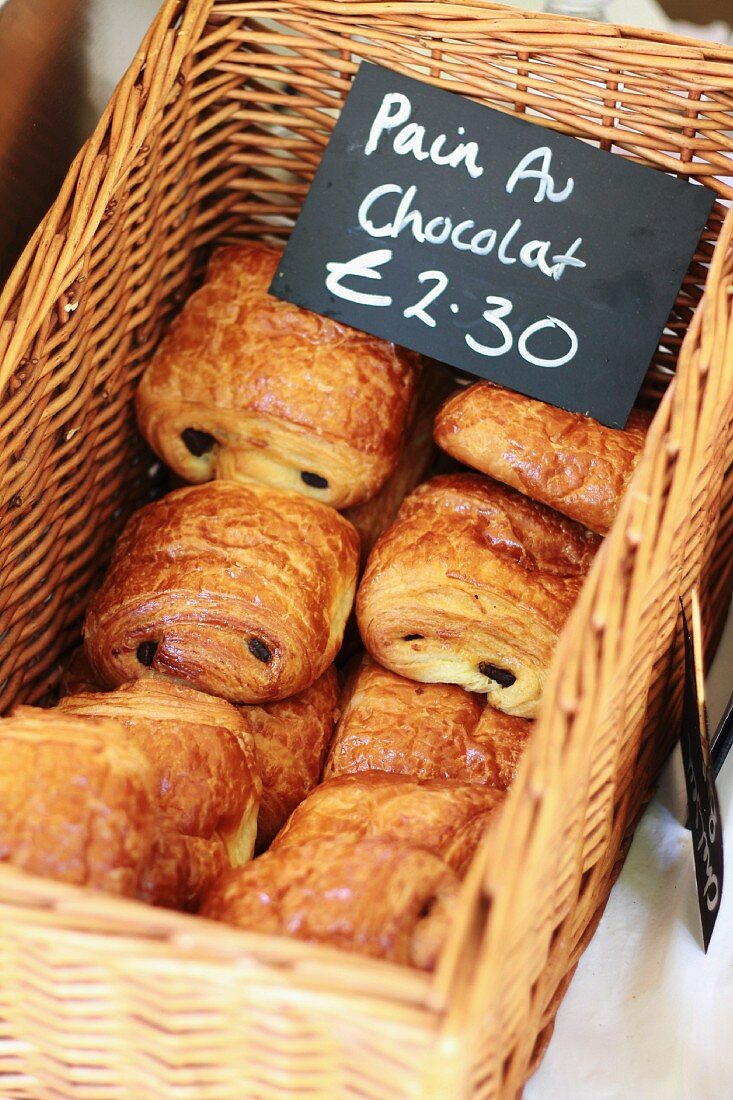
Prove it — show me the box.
[711,686,733,780]
[679,596,724,952]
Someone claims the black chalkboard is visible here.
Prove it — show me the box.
[271,62,715,428]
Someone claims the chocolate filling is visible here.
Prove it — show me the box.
[403,633,424,641]
[417,897,436,920]
[248,638,272,663]
[300,471,329,489]
[136,641,158,667]
[181,428,216,456]
[478,662,516,688]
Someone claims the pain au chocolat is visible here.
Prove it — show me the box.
[272,773,504,876]
[0,709,156,896]
[59,647,340,859]
[83,481,359,704]
[356,474,600,718]
[56,680,261,909]
[242,666,340,852]
[201,835,458,970]
[324,653,531,785]
[136,243,421,509]
[434,381,652,535]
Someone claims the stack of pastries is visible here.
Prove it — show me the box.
[0,242,650,969]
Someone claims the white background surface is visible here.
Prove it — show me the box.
[505,0,669,30]
[526,606,733,1099]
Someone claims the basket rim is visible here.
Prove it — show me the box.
[220,0,733,60]
[0,860,436,1010]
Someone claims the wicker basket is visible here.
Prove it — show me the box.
[1,3,733,1097]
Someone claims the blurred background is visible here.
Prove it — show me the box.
[0,0,160,282]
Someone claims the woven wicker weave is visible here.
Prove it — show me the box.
[1,3,733,1097]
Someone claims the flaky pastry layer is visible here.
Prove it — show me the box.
[0,708,156,896]
[83,481,359,704]
[201,835,458,970]
[356,474,599,717]
[272,772,505,876]
[434,381,651,535]
[239,665,340,852]
[136,243,421,508]
[324,654,531,785]
[343,362,456,564]
[57,679,262,909]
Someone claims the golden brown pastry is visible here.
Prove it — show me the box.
[470,703,533,791]
[0,709,155,896]
[324,654,531,786]
[136,243,421,509]
[56,679,262,908]
[83,481,360,704]
[434,381,652,535]
[337,366,454,661]
[59,646,104,696]
[200,835,458,969]
[241,665,340,852]
[272,773,504,875]
[343,362,456,565]
[356,474,600,718]
[139,830,230,912]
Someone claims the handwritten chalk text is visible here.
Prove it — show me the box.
[365,92,484,179]
[357,183,585,281]
[325,248,579,369]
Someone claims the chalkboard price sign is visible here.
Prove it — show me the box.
[271,63,715,428]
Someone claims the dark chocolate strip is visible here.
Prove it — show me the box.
[248,638,272,664]
[136,640,158,667]
[300,471,329,489]
[181,428,216,456]
[479,662,516,688]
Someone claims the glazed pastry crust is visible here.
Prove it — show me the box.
[434,382,652,535]
[57,680,262,909]
[136,243,421,508]
[338,364,456,660]
[325,653,482,780]
[83,481,360,703]
[470,704,533,791]
[200,835,458,969]
[343,363,456,565]
[59,646,103,696]
[356,474,600,718]
[138,829,230,911]
[324,654,530,786]
[0,708,155,896]
[272,772,505,875]
[240,665,340,852]
[56,680,261,842]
